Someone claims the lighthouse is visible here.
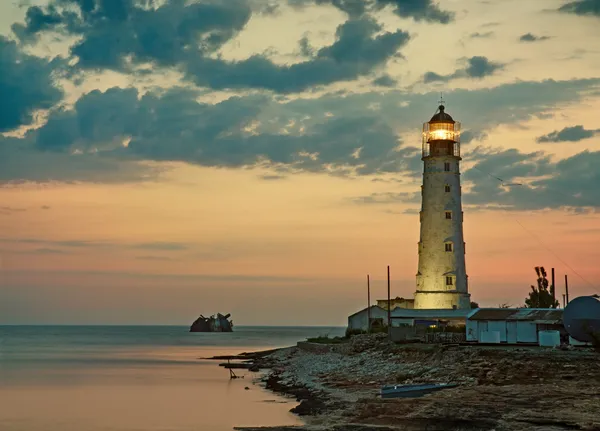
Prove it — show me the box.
[414,102,471,310]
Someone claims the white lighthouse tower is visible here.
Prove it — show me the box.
[414,102,471,310]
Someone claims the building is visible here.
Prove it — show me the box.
[414,103,470,310]
[347,305,470,332]
[466,308,564,344]
[376,297,414,310]
[347,305,388,332]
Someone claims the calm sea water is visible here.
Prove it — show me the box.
[0,325,345,431]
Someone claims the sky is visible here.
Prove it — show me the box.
[1,0,600,326]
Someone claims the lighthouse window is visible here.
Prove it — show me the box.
[445,243,453,252]
[446,276,453,286]
[445,185,451,193]
[445,211,452,220]
[444,162,451,172]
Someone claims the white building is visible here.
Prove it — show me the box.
[466,308,564,344]
[414,104,470,310]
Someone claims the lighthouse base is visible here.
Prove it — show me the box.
[413,291,471,310]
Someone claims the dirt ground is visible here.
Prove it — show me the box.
[236,334,600,431]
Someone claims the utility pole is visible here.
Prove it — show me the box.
[562,294,566,309]
[367,274,371,333]
[565,274,570,305]
[387,265,391,337]
[551,267,556,307]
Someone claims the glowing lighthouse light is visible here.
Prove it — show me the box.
[414,101,471,310]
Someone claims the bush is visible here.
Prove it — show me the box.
[345,325,388,338]
[305,335,346,344]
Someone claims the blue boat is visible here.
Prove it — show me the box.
[380,383,458,399]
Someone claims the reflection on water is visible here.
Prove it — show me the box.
[0,325,344,431]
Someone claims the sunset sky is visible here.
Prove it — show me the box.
[1,0,600,325]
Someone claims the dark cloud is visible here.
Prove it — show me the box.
[183,17,410,93]
[423,56,504,83]
[0,134,161,184]
[519,33,550,42]
[290,0,454,23]
[558,0,600,17]
[460,130,488,145]
[372,74,398,87]
[462,148,600,210]
[0,36,63,132]
[27,86,403,176]
[3,78,600,188]
[536,125,599,143]
[12,1,409,93]
[354,146,600,211]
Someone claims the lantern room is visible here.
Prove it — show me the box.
[422,105,461,158]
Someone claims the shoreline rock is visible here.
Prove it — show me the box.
[231,335,600,431]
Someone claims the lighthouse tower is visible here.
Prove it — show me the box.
[414,102,471,310]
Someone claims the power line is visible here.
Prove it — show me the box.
[465,163,599,292]
[512,218,599,293]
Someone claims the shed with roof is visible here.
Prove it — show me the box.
[466,308,564,344]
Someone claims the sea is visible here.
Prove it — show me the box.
[0,325,345,431]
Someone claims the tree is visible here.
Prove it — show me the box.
[470,301,479,309]
[498,303,511,308]
[524,266,559,309]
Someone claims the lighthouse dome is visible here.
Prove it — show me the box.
[430,105,455,123]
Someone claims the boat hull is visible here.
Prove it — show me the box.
[380,383,458,399]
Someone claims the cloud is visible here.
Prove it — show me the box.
[372,74,398,87]
[25,86,403,176]
[423,56,504,83]
[12,1,409,93]
[519,33,550,42]
[259,174,287,180]
[291,0,454,23]
[351,191,419,205]
[182,17,410,93]
[3,78,600,185]
[558,0,600,17]
[33,248,68,254]
[135,255,174,261]
[470,31,494,39]
[0,36,63,132]
[0,134,162,185]
[132,242,189,251]
[536,125,600,143]
[0,237,190,252]
[0,206,27,215]
[353,146,600,211]
[462,147,600,211]
[460,130,488,145]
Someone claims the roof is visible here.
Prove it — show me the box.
[390,308,471,319]
[467,308,563,324]
[429,105,455,123]
[348,305,386,319]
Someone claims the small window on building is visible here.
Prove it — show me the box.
[445,243,453,252]
[446,276,453,286]
[445,211,452,220]
[445,185,451,193]
[444,162,451,172]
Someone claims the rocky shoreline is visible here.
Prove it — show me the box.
[224,334,600,431]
